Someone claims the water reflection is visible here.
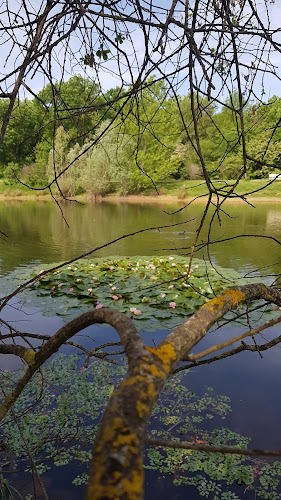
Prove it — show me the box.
[267,209,281,230]
[0,200,280,278]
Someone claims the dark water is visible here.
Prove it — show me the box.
[0,199,281,499]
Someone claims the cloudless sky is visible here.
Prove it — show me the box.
[1,0,281,102]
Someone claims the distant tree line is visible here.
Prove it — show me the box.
[1,74,280,195]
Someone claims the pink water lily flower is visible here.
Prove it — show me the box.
[130,307,141,316]
[96,303,103,309]
[168,285,174,289]
[92,277,97,280]
[169,302,176,309]
[58,283,63,287]
[112,295,119,300]
[111,286,116,291]
[51,286,55,291]
[69,288,74,292]
[109,266,114,270]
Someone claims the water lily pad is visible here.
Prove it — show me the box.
[2,256,272,332]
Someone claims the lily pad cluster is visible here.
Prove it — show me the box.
[26,256,248,331]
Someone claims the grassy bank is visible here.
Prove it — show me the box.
[0,179,280,201]
[145,178,281,199]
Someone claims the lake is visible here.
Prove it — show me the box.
[0,198,280,274]
[0,198,281,499]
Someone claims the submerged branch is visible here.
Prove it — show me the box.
[146,437,281,458]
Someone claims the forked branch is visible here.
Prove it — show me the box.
[1,283,281,499]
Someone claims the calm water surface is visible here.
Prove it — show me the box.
[0,199,281,499]
[0,198,280,274]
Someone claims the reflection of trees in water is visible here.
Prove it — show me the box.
[266,210,281,231]
[0,201,281,274]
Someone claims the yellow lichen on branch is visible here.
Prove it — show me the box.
[119,374,157,399]
[23,349,36,366]
[87,344,179,499]
[95,417,139,456]
[222,290,245,307]
[139,362,165,379]
[87,418,142,500]
[87,466,143,500]
[112,421,139,452]
[202,289,246,313]
[202,295,227,312]
[145,343,176,373]
[0,393,14,421]
[121,469,144,499]
[136,400,148,418]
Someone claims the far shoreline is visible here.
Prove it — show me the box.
[0,192,280,204]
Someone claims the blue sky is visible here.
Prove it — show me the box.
[1,0,281,102]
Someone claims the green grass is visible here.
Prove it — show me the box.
[0,178,280,199]
[148,179,281,199]
[0,179,49,197]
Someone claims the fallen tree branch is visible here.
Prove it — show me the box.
[146,437,281,458]
[0,283,281,500]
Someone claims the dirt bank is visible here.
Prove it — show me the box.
[0,192,280,204]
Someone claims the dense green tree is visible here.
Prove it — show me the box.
[36,75,101,141]
[1,79,281,189]
[47,126,74,195]
[120,81,182,190]
[82,121,135,196]
[0,99,41,174]
[50,120,135,196]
